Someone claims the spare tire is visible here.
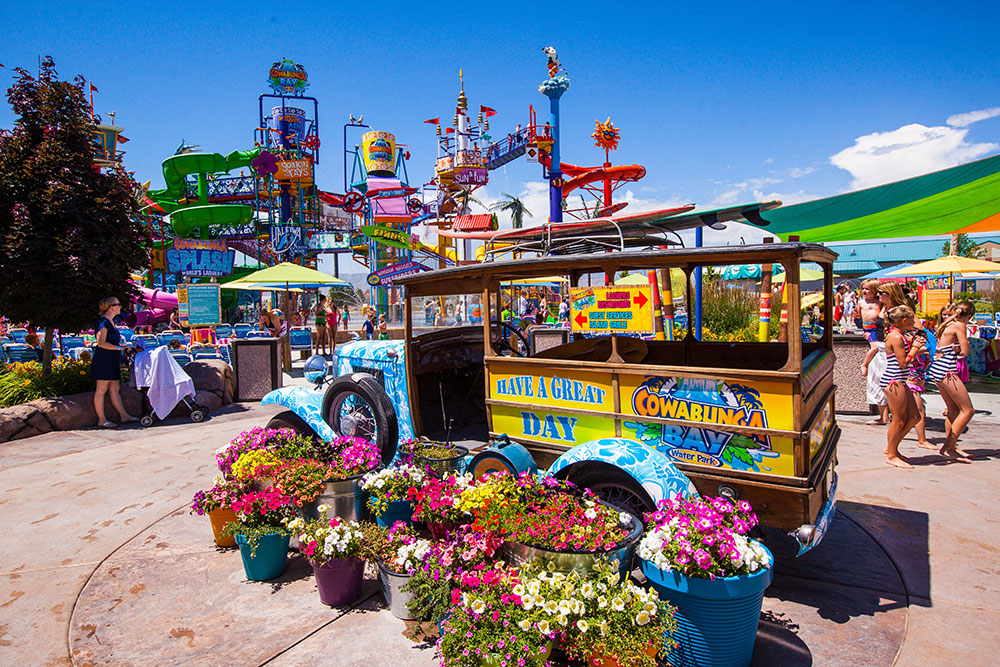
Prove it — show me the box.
[322,373,398,466]
[266,410,316,438]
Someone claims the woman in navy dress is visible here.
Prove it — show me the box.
[93,296,137,428]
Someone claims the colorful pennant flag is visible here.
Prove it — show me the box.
[480,105,497,117]
[424,118,440,124]
[90,83,99,92]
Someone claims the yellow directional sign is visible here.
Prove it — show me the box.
[570,286,654,334]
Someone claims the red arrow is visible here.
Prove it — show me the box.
[634,291,649,308]
[574,312,588,327]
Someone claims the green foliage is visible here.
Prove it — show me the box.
[699,281,757,339]
[489,193,532,229]
[0,57,150,372]
[0,358,96,407]
[941,233,985,259]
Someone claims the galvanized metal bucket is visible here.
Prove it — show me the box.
[500,508,643,581]
[299,474,367,522]
[377,561,416,620]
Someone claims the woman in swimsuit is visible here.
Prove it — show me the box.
[881,305,925,469]
[928,301,975,462]
[314,295,329,356]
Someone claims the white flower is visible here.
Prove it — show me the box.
[597,595,608,609]
[643,601,657,614]
[518,619,532,631]
[512,584,525,597]
[611,597,625,611]
[580,582,595,599]
[471,599,486,614]
[619,511,632,525]
[526,580,541,596]
[584,508,597,520]
[600,620,609,636]
[317,504,329,514]
[543,601,558,615]
[537,620,550,634]
[576,619,589,633]
[558,600,572,616]
[556,614,568,626]
[635,611,651,626]
[522,598,534,611]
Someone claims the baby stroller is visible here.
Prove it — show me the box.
[130,339,208,426]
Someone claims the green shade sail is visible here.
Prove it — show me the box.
[757,154,1000,242]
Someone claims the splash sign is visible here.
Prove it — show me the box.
[267,59,309,95]
[569,286,653,334]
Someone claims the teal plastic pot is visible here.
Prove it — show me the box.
[640,546,773,667]
[374,499,413,528]
[235,533,290,581]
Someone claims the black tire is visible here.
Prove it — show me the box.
[190,409,206,423]
[266,410,317,437]
[322,374,398,466]
[562,463,656,523]
[140,415,154,428]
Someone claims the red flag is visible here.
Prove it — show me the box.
[480,105,497,117]
[424,117,440,124]
[445,127,455,134]
[90,83,99,92]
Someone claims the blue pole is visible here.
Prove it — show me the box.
[549,96,562,223]
[694,226,703,340]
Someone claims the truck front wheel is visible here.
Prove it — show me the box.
[322,374,398,465]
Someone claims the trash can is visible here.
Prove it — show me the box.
[232,337,282,401]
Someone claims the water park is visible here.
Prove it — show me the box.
[2,31,1000,667]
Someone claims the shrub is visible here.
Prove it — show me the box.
[0,358,95,408]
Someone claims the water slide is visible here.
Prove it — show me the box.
[148,149,260,238]
[125,287,179,328]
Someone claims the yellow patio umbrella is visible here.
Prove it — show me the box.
[801,292,824,310]
[226,263,348,326]
[771,268,826,283]
[887,255,1000,294]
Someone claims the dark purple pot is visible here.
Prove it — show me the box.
[313,556,364,606]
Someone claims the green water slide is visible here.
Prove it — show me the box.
[148,148,260,238]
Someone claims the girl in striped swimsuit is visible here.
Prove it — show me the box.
[881,306,925,469]
[928,301,975,462]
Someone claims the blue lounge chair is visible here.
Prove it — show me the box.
[214,324,233,339]
[233,323,252,338]
[289,327,313,351]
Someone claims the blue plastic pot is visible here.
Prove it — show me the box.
[374,499,414,528]
[235,533,290,581]
[640,545,773,667]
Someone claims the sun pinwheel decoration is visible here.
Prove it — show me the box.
[592,117,620,152]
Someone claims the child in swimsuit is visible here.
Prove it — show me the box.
[903,328,931,392]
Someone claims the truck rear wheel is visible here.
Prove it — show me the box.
[322,374,398,466]
[564,463,656,523]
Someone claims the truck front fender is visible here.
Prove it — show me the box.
[262,387,335,441]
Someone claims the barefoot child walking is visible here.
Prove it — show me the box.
[928,301,976,462]
[881,306,925,469]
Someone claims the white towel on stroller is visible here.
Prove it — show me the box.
[134,346,196,419]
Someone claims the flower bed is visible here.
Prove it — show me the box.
[193,429,781,665]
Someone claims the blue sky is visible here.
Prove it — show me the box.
[4,0,999,246]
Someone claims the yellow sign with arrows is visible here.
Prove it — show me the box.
[569,286,654,334]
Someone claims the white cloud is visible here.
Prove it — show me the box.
[947,106,1000,128]
[707,165,816,207]
[829,123,998,190]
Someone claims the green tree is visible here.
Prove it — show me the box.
[942,233,985,258]
[0,58,149,373]
[489,193,533,229]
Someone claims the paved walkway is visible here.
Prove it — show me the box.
[1,388,997,666]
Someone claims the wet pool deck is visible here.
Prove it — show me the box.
[1,387,998,666]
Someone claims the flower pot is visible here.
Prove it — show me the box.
[299,474,367,523]
[374,498,413,528]
[208,508,238,548]
[313,556,365,606]
[235,533,290,581]
[410,444,469,476]
[640,546,773,667]
[377,560,416,619]
[500,508,643,581]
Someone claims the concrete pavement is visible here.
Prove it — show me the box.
[1,384,998,666]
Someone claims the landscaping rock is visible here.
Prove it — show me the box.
[34,394,98,432]
[26,411,52,434]
[184,360,235,405]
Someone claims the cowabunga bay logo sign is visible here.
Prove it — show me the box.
[268,59,309,95]
[625,377,771,471]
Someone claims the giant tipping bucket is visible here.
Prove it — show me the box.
[362,131,396,176]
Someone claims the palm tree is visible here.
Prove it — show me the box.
[489,193,533,229]
[454,187,483,215]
